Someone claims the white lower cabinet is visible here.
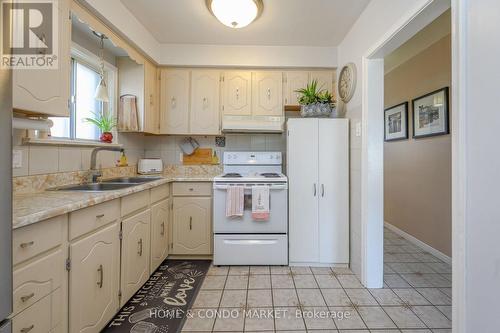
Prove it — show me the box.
[150,199,170,273]
[172,197,211,255]
[121,209,151,305]
[12,288,62,333]
[69,223,120,333]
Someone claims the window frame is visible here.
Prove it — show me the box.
[50,42,118,143]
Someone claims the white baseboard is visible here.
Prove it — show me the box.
[384,222,451,265]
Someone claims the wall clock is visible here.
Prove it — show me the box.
[338,62,357,103]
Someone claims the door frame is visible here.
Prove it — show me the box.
[359,0,465,330]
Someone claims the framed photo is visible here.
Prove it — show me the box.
[412,87,449,138]
[384,102,408,141]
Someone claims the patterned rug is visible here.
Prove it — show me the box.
[102,260,211,333]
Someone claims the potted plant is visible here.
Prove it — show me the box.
[83,111,117,143]
[296,80,337,118]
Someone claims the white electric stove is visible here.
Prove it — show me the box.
[213,152,288,266]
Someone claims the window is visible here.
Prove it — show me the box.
[50,53,115,141]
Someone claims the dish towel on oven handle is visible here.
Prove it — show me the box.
[226,186,244,218]
[252,185,270,221]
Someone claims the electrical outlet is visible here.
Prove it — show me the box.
[13,150,22,168]
[179,152,183,162]
[355,122,362,137]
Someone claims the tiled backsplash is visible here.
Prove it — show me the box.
[143,133,287,165]
[12,130,146,177]
[13,130,287,177]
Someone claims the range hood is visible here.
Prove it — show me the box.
[222,115,284,133]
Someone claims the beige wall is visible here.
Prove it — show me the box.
[384,35,452,256]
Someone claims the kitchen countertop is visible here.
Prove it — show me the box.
[13,176,214,230]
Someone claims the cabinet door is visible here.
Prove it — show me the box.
[252,71,283,116]
[69,223,120,333]
[121,209,151,305]
[172,197,211,255]
[160,69,190,134]
[143,62,160,134]
[287,119,320,263]
[310,71,334,95]
[284,71,309,105]
[13,0,70,116]
[222,71,251,116]
[190,70,221,135]
[318,119,349,264]
[150,199,170,273]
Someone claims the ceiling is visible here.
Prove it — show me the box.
[385,9,451,73]
[119,0,370,47]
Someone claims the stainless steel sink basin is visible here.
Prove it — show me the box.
[101,176,162,184]
[48,182,137,192]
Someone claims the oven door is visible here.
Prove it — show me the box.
[213,183,288,233]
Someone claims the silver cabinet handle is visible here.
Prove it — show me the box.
[20,241,34,249]
[20,292,35,302]
[189,188,194,191]
[313,184,317,196]
[203,97,208,108]
[150,94,153,105]
[161,222,165,236]
[96,214,105,218]
[189,216,193,230]
[236,88,240,99]
[267,88,271,99]
[138,238,143,256]
[20,325,34,333]
[97,264,103,289]
[171,97,176,107]
[321,184,325,197]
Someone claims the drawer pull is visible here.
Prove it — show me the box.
[189,188,194,191]
[20,325,34,333]
[20,292,35,302]
[138,238,143,256]
[96,214,105,218]
[189,217,193,230]
[97,264,103,288]
[19,241,34,249]
[161,222,165,236]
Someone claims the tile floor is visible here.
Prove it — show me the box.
[182,227,452,333]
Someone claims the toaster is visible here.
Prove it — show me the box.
[138,158,163,175]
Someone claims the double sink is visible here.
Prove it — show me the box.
[49,176,162,192]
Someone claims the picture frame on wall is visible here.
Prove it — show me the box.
[384,102,408,141]
[412,87,449,138]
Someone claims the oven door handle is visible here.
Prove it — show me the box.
[213,184,287,190]
[223,239,279,245]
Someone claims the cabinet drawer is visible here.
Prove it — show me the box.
[13,215,65,266]
[13,249,63,316]
[12,288,62,333]
[150,184,170,203]
[121,190,150,217]
[69,199,120,240]
[172,182,212,196]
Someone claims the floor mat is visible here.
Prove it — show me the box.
[102,259,211,333]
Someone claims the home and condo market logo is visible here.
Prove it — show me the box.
[1,0,58,69]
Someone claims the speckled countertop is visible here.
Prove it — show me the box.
[13,176,214,230]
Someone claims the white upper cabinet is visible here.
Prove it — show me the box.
[252,71,283,116]
[310,71,335,95]
[13,0,71,117]
[284,71,309,105]
[190,70,221,135]
[222,71,252,116]
[160,69,190,134]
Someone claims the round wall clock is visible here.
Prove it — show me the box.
[338,62,357,103]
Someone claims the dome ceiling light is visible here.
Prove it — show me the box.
[206,0,263,29]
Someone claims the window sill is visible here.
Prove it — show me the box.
[22,137,123,148]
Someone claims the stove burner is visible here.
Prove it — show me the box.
[260,173,281,178]
[222,173,242,178]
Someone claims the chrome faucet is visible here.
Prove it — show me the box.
[89,147,124,183]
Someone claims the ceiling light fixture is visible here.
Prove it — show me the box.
[206,0,263,29]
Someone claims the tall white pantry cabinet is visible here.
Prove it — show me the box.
[287,118,349,266]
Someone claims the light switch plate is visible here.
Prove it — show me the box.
[355,122,362,137]
[13,149,22,168]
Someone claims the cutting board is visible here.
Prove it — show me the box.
[183,148,216,165]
